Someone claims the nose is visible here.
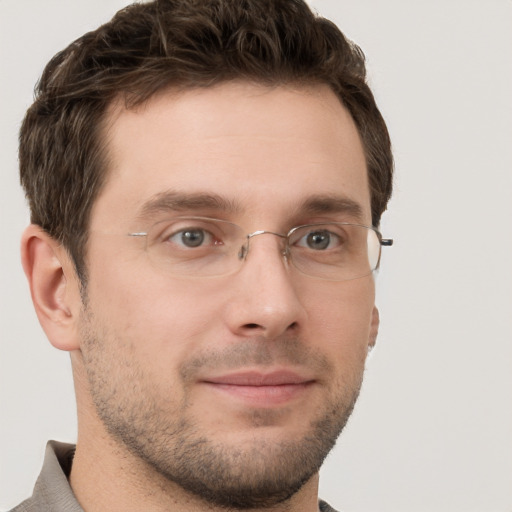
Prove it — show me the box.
[223,232,307,340]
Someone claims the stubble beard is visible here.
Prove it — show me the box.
[79,308,364,509]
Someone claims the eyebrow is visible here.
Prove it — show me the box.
[136,191,242,221]
[136,190,365,225]
[297,194,365,222]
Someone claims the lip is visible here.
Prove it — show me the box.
[201,370,316,406]
[203,369,314,386]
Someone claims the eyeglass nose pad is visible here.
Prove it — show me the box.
[238,242,249,261]
[238,236,287,262]
[238,232,290,263]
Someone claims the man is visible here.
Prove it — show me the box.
[12,0,393,510]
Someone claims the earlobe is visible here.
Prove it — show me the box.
[21,225,82,352]
[368,306,379,350]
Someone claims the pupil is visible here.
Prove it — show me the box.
[307,231,330,250]
[182,230,204,247]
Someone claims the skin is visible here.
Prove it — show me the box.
[22,82,379,512]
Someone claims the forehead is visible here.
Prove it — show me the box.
[93,82,370,228]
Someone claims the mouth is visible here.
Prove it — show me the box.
[201,370,316,406]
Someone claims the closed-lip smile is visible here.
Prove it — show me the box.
[201,370,316,406]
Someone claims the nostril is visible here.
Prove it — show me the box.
[244,323,261,329]
[242,322,298,332]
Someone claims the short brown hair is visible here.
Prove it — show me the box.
[19,0,393,282]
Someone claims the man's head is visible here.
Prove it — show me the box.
[19,1,392,510]
[19,0,392,284]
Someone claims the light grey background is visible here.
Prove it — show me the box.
[1,1,511,511]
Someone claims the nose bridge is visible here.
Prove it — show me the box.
[227,228,305,340]
[241,230,288,261]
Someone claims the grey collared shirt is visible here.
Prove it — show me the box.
[9,441,83,512]
[10,441,339,512]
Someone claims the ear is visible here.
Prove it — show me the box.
[368,306,379,350]
[21,225,82,351]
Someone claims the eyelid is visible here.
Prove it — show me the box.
[148,217,243,245]
[154,219,217,240]
[287,222,349,237]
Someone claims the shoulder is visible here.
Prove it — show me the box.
[319,499,341,512]
[8,499,39,512]
[6,441,82,512]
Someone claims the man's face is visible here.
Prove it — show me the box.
[78,82,377,508]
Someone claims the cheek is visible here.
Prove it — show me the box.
[86,252,223,367]
[299,278,375,359]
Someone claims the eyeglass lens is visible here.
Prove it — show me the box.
[136,217,385,281]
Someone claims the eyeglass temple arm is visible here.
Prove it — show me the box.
[380,238,393,246]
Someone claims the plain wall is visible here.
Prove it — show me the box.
[1,1,511,510]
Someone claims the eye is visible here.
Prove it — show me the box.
[296,229,342,251]
[167,227,215,248]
